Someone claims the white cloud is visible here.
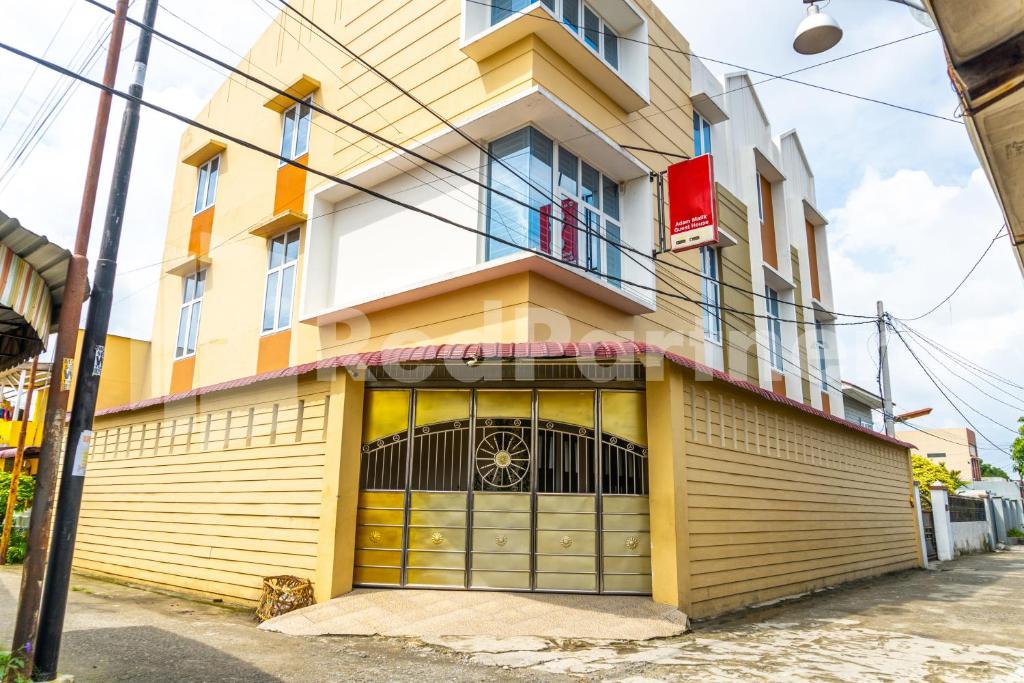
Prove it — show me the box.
[830,168,1024,473]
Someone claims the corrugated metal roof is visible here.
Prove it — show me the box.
[0,210,72,309]
[0,210,74,371]
[95,341,914,448]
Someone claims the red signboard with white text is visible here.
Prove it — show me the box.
[666,155,718,252]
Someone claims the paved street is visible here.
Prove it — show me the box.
[1,549,1023,682]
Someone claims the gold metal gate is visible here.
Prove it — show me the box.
[355,388,651,594]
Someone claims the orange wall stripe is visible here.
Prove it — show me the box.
[274,153,308,215]
[257,329,291,374]
[760,175,778,269]
[169,356,196,394]
[189,207,215,257]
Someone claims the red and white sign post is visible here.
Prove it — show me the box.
[666,155,718,252]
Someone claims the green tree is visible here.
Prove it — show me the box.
[911,454,967,507]
[0,472,34,525]
[979,461,1010,480]
[1011,417,1024,480]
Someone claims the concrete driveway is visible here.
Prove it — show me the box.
[1,549,1023,681]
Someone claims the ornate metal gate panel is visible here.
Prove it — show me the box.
[356,387,651,594]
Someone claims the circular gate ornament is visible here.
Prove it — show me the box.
[559,535,573,548]
[476,431,530,488]
[368,530,382,545]
[624,536,640,550]
[495,534,508,547]
[430,532,445,545]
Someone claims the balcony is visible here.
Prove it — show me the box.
[461,0,650,112]
[300,88,655,325]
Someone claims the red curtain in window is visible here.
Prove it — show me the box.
[539,204,552,254]
[561,198,578,263]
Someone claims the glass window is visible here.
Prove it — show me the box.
[485,126,623,287]
[562,0,580,31]
[700,246,721,344]
[193,155,219,213]
[280,97,312,162]
[485,127,553,260]
[175,270,205,359]
[262,228,300,334]
[603,25,619,69]
[765,286,784,372]
[756,174,765,222]
[583,5,600,50]
[815,321,828,390]
[693,112,712,157]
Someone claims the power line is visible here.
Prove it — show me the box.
[463,0,960,125]
[896,224,1008,322]
[1,40,849,327]
[887,319,1012,455]
[899,321,1024,392]
[119,0,879,326]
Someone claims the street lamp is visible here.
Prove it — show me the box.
[793,0,932,55]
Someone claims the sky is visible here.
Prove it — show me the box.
[0,0,1021,473]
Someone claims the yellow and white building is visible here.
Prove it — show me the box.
[78,0,923,619]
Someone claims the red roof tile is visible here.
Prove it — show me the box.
[95,341,912,448]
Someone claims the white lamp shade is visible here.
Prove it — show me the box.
[793,5,843,55]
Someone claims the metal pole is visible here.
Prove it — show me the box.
[877,300,895,438]
[0,356,40,563]
[9,0,130,674]
[33,1,159,678]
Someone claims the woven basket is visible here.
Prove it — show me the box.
[255,575,314,623]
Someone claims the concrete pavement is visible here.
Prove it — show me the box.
[1,548,1022,681]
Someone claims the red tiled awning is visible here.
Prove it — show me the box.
[95,341,913,448]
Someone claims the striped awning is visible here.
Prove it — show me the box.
[0,210,73,372]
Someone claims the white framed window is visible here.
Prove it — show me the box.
[193,155,219,214]
[485,126,622,288]
[693,111,712,157]
[765,286,784,372]
[815,321,828,390]
[262,228,300,334]
[175,270,206,359]
[700,246,721,344]
[492,1,619,70]
[755,173,765,222]
[280,97,312,164]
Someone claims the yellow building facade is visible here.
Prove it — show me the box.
[80,0,922,618]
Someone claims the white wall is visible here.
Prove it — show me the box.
[952,520,991,554]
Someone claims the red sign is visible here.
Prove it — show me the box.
[666,155,718,252]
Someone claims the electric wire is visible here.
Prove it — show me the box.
[896,224,1008,322]
[463,0,960,125]
[898,320,1024,392]
[887,319,1013,455]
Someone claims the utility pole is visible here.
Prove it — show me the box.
[9,0,130,675]
[877,300,895,438]
[0,356,40,563]
[32,1,159,679]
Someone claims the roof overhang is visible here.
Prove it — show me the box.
[841,380,885,410]
[313,86,651,207]
[926,0,1024,276]
[93,340,914,449]
[0,211,73,371]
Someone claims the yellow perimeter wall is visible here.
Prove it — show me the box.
[680,370,921,618]
[81,375,331,603]
[79,362,920,618]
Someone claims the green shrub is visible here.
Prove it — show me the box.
[911,455,967,509]
[0,472,34,525]
[0,650,29,683]
[5,529,27,564]
[1009,528,1024,538]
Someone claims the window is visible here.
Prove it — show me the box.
[175,270,205,359]
[485,126,623,287]
[765,286,784,372]
[755,173,765,222]
[280,97,312,163]
[700,246,721,343]
[193,155,219,214]
[926,452,946,459]
[262,228,300,334]
[815,321,828,390]
[693,111,712,157]
[489,1,620,69]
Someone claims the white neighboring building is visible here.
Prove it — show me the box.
[691,58,844,416]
